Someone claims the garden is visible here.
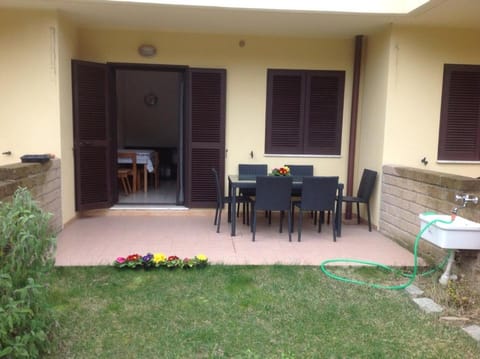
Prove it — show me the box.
[1,188,480,358]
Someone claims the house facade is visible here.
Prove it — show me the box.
[0,1,479,228]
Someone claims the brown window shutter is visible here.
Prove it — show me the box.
[438,64,480,161]
[265,69,344,155]
[191,71,223,144]
[191,149,220,203]
[72,60,113,211]
[187,69,226,207]
[266,70,304,154]
[305,71,344,155]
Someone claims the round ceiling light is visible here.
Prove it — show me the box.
[138,44,157,57]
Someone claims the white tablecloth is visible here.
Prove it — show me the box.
[118,149,154,172]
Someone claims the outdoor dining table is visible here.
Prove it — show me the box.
[227,175,344,237]
[117,149,156,193]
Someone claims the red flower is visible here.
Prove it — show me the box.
[168,255,179,261]
[127,254,140,261]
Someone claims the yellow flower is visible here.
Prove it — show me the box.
[153,253,167,264]
[196,254,208,262]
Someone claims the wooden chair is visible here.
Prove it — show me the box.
[151,151,159,189]
[138,151,160,191]
[117,168,132,195]
[117,151,137,193]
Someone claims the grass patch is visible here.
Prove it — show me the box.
[417,274,480,323]
[47,266,480,358]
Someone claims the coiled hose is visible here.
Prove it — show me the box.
[319,213,454,290]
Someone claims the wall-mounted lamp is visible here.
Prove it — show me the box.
[138,44,157,57]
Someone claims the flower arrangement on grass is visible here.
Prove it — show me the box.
[114,253,143,269]
[271,166,291,176]
[182,257,196,269]
[113,253,208,270]
[195,254,208,267]
[166,255,182,268]
[142,253,154,268]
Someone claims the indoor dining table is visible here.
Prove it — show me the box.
[228,175,344,237]
[117,149,156,193]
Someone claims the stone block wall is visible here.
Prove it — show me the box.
[380,165,480,281]
[0,159,62,233]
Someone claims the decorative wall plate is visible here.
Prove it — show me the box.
[144,93,158,106]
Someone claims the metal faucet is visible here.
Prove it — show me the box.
[452,194,479,215]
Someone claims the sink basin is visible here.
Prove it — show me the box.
[419,213,480,250]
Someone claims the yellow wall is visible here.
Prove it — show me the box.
[359,25,480,227]
[359,25,480,228]
[0,10,60,166]
[357,27,392,226]
[0,9,79,224]
[78,29,355,184]
[57,14,78,224]
[383,25,480,177]
[5,10,480,228]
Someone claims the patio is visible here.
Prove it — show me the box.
[55,209,422,267]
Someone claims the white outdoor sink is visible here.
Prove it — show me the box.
[419,213,480,250]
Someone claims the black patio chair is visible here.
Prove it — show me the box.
[285,164,314,180]
[237,164,268,218]
[341,168,377,231]
[285,164,314,197]
[292,176,339,242]
[238,164,268,181]
[211,168,248,233]
[285,164,316,220]
[250,175,293,242]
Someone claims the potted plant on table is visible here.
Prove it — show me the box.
[271,166,291,176]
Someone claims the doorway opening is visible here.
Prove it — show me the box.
[72,60,225,211]
[114,66,185,206]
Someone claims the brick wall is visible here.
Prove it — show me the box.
[0,159,62,233]
[380,165,480,281]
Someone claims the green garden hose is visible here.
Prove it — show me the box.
[319,213,454,290]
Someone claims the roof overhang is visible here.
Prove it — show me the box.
[1,0,480,38]
[108,0,431,14]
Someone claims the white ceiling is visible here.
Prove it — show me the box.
[1,0,480,38]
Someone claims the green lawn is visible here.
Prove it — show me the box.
[47,266,480,358]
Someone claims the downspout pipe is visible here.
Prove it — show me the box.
[345,35,364,220]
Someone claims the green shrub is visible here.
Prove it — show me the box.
[0,188,56,358]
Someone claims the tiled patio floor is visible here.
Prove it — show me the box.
[55,209,422,267]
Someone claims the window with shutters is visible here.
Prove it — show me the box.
[265,69,345,155]
[438,64,480,161]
